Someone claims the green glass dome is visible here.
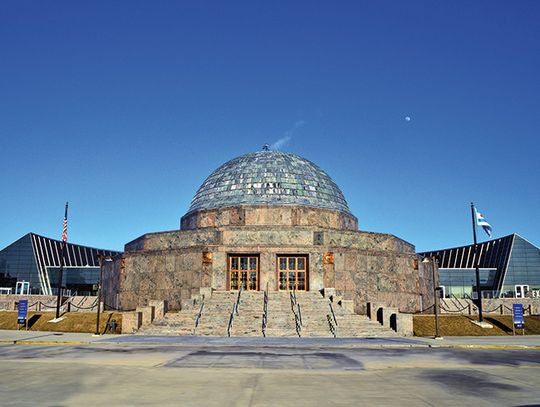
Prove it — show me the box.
[187,150,352,215]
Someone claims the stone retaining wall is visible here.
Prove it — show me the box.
[0,295,99,312]
[440,298,540,315]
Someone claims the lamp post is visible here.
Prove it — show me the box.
[95,255,112,336]
[423,256,440,339]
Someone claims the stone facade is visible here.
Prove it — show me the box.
[181,205,358,231]
[105,207,429,313]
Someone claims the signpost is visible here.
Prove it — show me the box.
[512,303,525,335]
[17,300,28,330]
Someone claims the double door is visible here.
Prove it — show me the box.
[278,256,307,291]
[229,256,258,291]
[228,254,308,291]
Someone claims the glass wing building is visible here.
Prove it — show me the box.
[420,234,540,299]
[0,233,121,296]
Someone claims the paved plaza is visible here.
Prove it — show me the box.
[0,331,540,406]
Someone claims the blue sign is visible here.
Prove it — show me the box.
[513,303,524,329]
[17,300,28,325]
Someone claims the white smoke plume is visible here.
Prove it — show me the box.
[270,120,306,151]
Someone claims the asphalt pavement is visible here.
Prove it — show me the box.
[1,330,540,406]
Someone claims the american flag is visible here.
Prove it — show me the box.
[61,202,69,242]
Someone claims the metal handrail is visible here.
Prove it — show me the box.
[293,312,301,337]
[228,287,243,336]
[289,289,296,312]
[329,302,338,326]
[227,302,235,337]
[450,293,469,310]
[289,289,302,337]
[195,295,205,328]
[262,286,268,337]
[296,303,302,327]
[235,286,243,316]
[327,314,337,338]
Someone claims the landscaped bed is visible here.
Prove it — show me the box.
[0,311,122,334]
[414,314,540,336]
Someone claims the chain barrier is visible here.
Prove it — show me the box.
[70,298,99,310]
[440,303,470,313]
[413,304,435,314]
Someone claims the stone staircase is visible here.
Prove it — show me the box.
[139,290,396,337]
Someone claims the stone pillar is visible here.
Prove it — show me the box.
[366,302,383,321]
[323,253,335,289]
[121,311,142,334]
[396,313,413,336]
[148,300,167,320]
[382,307,398,328]
[136,306,155,326]
[260,252,273,291]
[310,252,324,291]
[201,260,213,288]
[212,251,227,290]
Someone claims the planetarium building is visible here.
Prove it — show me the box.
[104,149,433,313]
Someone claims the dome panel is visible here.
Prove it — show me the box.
[187,151,352,215]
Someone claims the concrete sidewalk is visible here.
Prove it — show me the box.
[1,329,540,348]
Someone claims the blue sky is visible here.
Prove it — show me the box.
[1,1,539,252]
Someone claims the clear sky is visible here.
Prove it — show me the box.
[1,1,539,252]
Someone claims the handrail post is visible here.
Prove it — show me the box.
[195,296,205,329]
[329,302,338,326]
[227,301,235,337]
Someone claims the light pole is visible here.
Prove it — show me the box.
[423,256,441,339]
[95,255,112,336]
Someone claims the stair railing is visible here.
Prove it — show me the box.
[235,286,243,316]
[227,302,235,337]
[262,283,268,337]
[228,286,243,337]
[329,301,338,327]
[194,294,205,329]
[290,288,302,337]
[326,314,337,338]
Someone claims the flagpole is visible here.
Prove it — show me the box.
[55,202,68,319]
[470,202,484,323]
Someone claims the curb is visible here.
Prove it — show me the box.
[0,340,91,345]
[438,344,540,349]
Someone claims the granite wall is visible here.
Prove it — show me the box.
[180,205,358,231]
[110,222,426,313]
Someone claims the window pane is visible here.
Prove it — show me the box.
[297,257,305,270]
[279,272,287,290]
[297,272,305,290]
[240,257,248,270]
[231,272,238,289]
[288,258,296,270]
[279,258,287,270]
[288,272,296,290]
[240,272,248,289]
[249,272,257,290]
[231,257,238,270]
[249,258,257,270]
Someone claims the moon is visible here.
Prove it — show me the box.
[405,116,411,122]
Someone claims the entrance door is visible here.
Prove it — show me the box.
[278,255,308,291]
[229,255,259,290]
[515,285,529,298]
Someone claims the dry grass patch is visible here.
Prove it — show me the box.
[0,311,122,334]
[414,314,540,337]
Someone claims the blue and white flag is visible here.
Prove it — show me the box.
[475,209,492,238]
